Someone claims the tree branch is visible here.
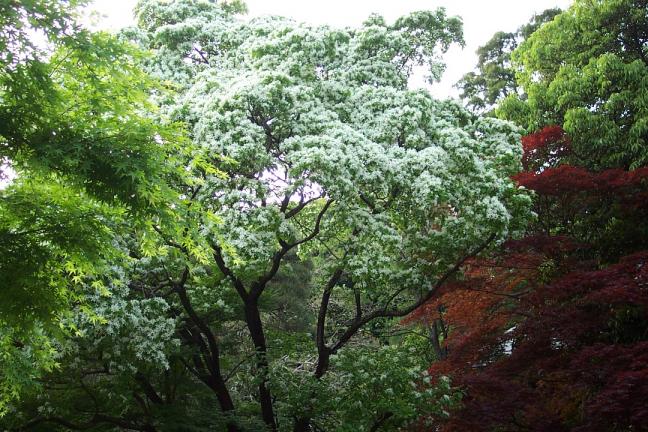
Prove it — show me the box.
[173,268,238,417]
[330,233,497,354]
[316,270,344,348]
[287,198,333,248]
[212,243,249,301]
[284,194,324,219]
[250,199,333,300]
[134,372,164,405]
[354,287,362,320]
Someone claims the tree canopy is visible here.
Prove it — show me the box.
[456,7,561,113]
[0,0,184,414]
[498,0,648,169]
[3,0,648,431]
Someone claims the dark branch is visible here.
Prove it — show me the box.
[330,233,497,354]
[135,372,164,405]
[284,194,324,219]
[316,269,344,352]
[287,198,333,248]
[250,199,333,300]
[212,243,249,301]
[354,287,362,320]
[192,47,210,64]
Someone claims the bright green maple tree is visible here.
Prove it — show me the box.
[0,0,186,413]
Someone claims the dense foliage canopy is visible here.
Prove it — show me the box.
[498,0,648,170]
[0,0,186,413]
[2,0,647,431]
[456,7,561,113]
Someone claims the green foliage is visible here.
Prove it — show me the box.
[457,8,561,113]
[0,0,179,322]
[1,32,182,209]
[391,9,465,82]
[0,180,121,325]
[270,343,460,431]
[324,345,459,431]
[0,0,187,414]
[498,0,648,169]
[0,325,58,417]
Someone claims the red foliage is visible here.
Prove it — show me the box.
[513,126,648,200]
[404,235,577,378]
[513,126,648,260]
[431,251,648,432]
[571,343,648,432]
[521,125,571,171]
[408,125,648,432]
[512,164,648,197]
[512,164,596,195]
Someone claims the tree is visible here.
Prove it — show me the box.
[126,1,532,430]
[0,0,184,414]
[0,1,181,209]
[498,0,648,170]
[456,8,561,113]
[511,126,648,261]
[2,1,533,430]
[423,247,648,432]
[407,125,648,431]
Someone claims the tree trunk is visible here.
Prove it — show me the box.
[176,282,240,432]
[244,299,277,431]
[429,319,448,360]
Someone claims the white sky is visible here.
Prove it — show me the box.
[88,0,573,98]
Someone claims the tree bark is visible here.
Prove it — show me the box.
[244,298,278,431]
[175,273,240,432]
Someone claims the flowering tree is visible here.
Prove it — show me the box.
[3,1,531,430]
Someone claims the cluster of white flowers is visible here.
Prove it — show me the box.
[133,0,532,296]
[64,277,179,373]
[133,7,530,332]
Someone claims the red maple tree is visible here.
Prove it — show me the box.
[408,126,648,431]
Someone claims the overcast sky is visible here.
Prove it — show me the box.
[89,0,573,98]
